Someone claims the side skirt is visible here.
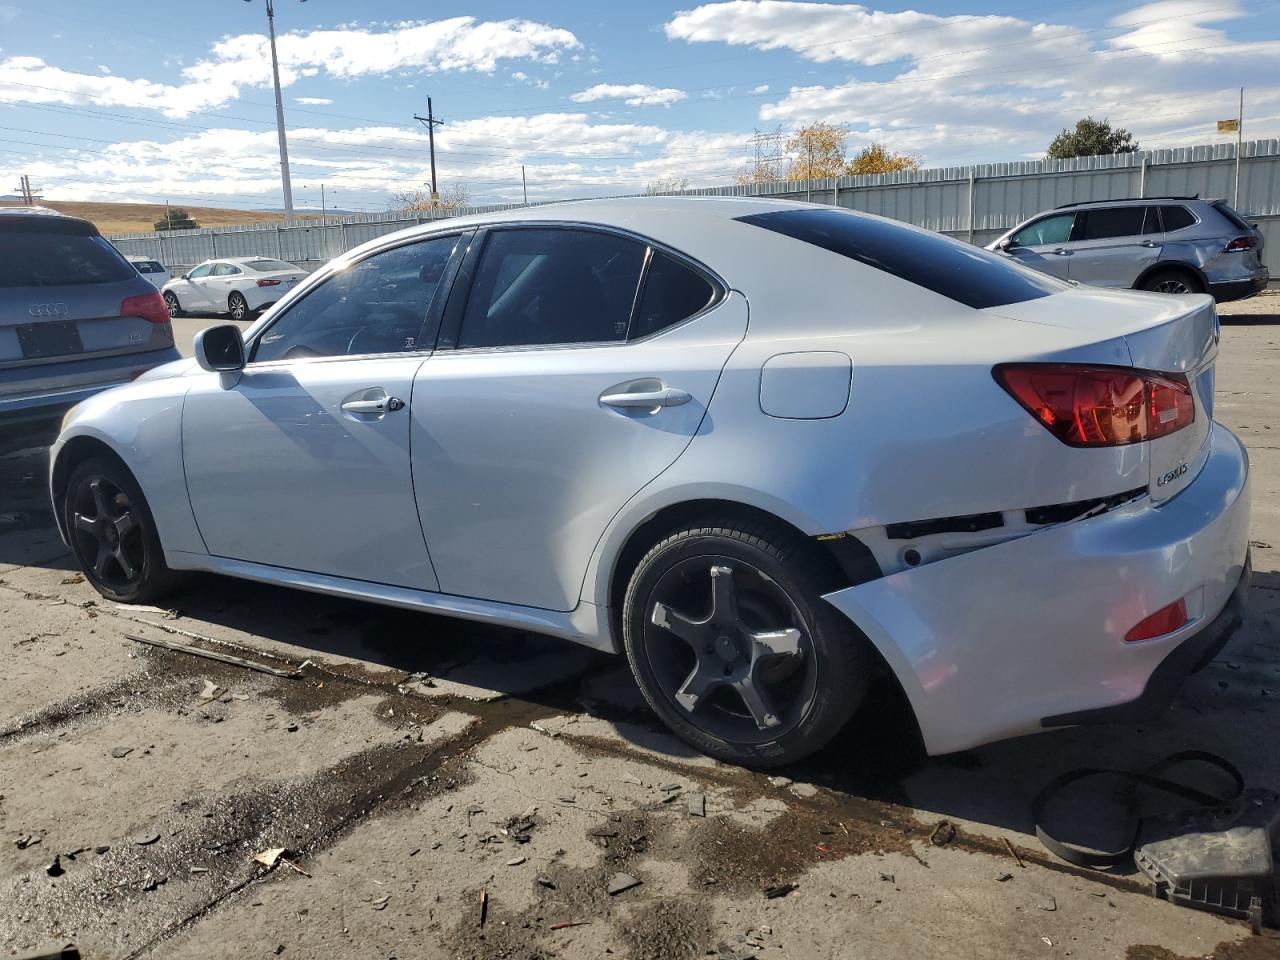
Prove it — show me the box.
[165,551,614,653]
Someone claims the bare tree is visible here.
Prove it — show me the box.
[390,183,472,214]
[644,176,690,195]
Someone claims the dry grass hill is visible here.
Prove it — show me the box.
[0,200,323,235]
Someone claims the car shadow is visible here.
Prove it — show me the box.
[0,443,78,571]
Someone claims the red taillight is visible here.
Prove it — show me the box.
[1125,598,1188,642]
[120,291,169,324]
[257,278,281,287]
[1225,235,1258,252]
[994,363,1194,447]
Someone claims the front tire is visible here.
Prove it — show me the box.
[228,291,251,321]
[64,457,182,605]
[163,291,184,318]
[622,519,869,767]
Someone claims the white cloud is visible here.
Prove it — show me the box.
[0,16,580,118]
[571,83,688,106]
[667,0,1280,166]
[751,83,769,93]
[295,96,333,105]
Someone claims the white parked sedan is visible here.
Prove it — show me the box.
[161,256,307,321]
[50,198,1250,767]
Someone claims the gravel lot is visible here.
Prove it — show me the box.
[2,294,1279,959]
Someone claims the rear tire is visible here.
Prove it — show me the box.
[622,518,869,767]
[1140,269,1203,295]
[64,456,183,605]
[163,291,184,318]
[228,291,251,321]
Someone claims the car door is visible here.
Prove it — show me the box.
[998,212,1076,279]
[179,261,215,309]
[411,225,747,611]
[1066,205,1162,288]
[207,262,243,312]
[181,232,466,589]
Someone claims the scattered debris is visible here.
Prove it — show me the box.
[549,920,590,930]
[505,856,527,866]
[1039,895,1057,912]
[607,872,642,895]
[110,746,134,759]
[198,679,225,702]
[816,844,832,854]
[125,633,301,678]
[133,833,160,846]
[790,783,819,798]
[45,855,64,877]
[15,834,42,850]
[929,820,956,846]
[535,875,556,890]
[371,895,390,911]
[995,872,1014,883]
[1002,837,1026,869]
[687,792,706,817]
[479,888,489,927]
[12,944,81,960]
[503,812,537,844]
[879,873,895,883]
[763,882,797,899]
[766,776,792,788]
[140,873,166,892]
[252,847,310,876]
[660,782,682,792]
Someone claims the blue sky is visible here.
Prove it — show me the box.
[1,0,1278,212]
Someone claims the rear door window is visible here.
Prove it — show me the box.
[457,228,646,348]
[212,263,241,277]
[738,207,1065,309]
[1160,206,1197,232]
[630,252,717,339]
[1212,201,1253,232]
[247,259,298,272]
[1077,206,1149,240]
[0,219,135,288]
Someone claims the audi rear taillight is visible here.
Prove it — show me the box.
[994,363,1194,447]
[1225,235,1258,252]
[257,278,281,287]
[120,291,169,324]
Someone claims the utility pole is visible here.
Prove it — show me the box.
[14,174,40,205]
[413,97,444,207]
[806,134,814,203]
[320,183,327,226]
[246,0,297,224]
[521,165,528,205]
[1234,86,1244,209]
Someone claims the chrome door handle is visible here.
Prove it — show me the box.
[1139,240,1161,248]
[600,387,692,409]
[1051,248,1071,255]
[341,396,404,414]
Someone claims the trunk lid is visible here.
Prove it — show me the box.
[988,286,1219,503]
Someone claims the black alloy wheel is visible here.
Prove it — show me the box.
[65,457,180,604]
[623,520,869,767]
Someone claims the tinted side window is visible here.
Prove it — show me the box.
[189,263,213,279]
[458,229,645,349]
[1212,201,1252,231]
[1160,206,1196,232]
[252,234,459,363]
[1011,213,1074,247]
[738,208,1064,310]
[1078,206,1147,240]
[631,252,716,339]
[212,263,240,277]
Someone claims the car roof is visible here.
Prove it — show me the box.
[1053,196,1215,210]
[431,195,818,232]
[0,205,98,230]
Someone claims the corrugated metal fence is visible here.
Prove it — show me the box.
[109,138,1280,276]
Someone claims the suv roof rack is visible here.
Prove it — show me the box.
[1055,196,1199,209]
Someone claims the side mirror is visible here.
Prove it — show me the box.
[997,237,1015,251]
[194,324,245,373]
[181,272,190,280]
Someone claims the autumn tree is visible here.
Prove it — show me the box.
[785,122,850,180]
[847,143,919,175]
[154,207,199,231]
[1046,117,1138,160]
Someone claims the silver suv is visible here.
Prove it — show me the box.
[1,207,179,440]
[988,197,1268,302]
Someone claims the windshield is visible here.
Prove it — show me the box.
[0,222,135,288]
[736,207,1067,309]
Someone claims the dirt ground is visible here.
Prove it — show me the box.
[2,294,1280,959]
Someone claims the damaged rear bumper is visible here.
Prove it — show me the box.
[822,421,1251,756]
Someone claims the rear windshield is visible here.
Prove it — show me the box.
[246,259,297,272]
[735,208,1066,309]
[0,220,135,288]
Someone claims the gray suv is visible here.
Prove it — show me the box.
[1,207,179,439]
[988,197,1268,302]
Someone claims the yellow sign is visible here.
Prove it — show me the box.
[1218,119,1240,133]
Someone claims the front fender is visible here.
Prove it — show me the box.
[51,380,205,557]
